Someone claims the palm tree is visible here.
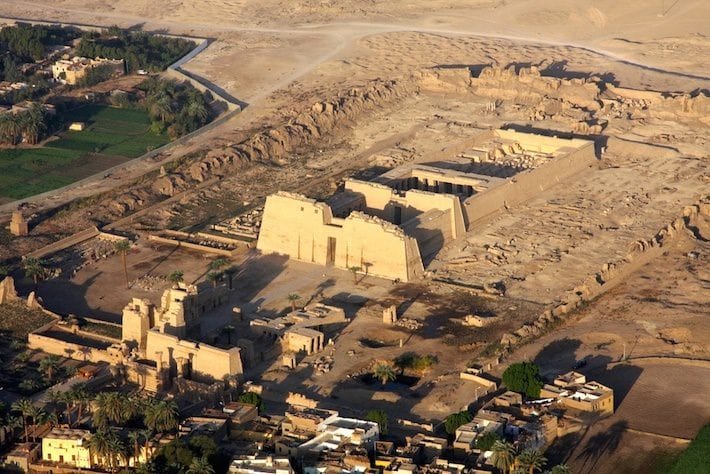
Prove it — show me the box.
[491,440,517,474]
[143,399,178,434]
[22,256,46,288]
[186,99,209,124]
[26,405,44,442]
[518,449,547,474]
[187,456,215,474]
[39,355,61,382]
[208,257,229,273]
[373,362,396,385]
[11,399,34,442]
[70,384,93,427]
[127,430,143,466]
[150,92,175,123]
[167,270,184,287]
[114,240,131,289]
[206,272,220,288]
[4,415,23,441]
[78,346,91,361]
[547,465,571,474]
[349,266,362,285]
[224,266,238,289]
[89,429,120,470]
[94,392,131,428]
[287,292,301,312]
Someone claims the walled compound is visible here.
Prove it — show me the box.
[257,128,595,281]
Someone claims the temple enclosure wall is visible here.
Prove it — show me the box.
[463,131,596,224]
[144,329,243,382]
[344,179,465,239]
[257,192,424,281]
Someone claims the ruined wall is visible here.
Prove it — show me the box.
[145,329,243,382]
[419,65,602,111]
[257,192,424,281]
[27,332,117,365]
[463,139,597,224]
[500,199,710,350]
[607,85,710,116]
[344,179,465,238]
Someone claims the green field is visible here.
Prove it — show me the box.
[663,425,710,474]
[0,105,169,200]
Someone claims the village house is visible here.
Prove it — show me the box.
[539,371,615,416]
[51,56,125,85]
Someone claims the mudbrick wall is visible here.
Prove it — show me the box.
[499,198,710,350]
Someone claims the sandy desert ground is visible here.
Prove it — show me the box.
[0,1,708,472]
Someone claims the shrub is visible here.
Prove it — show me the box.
[444,410,472,435]
[502,361,544,398]
[365,409,388,435]
[394,352,438,372]
[475,431,502,450]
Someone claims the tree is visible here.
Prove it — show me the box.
[475,431,502,451]
[39,355,61,382]
[365,409,388,435]
[25,404,44,442]
[11,398,34,442]
[206,272,220,288]
[208,257,228,273]
[89,429,124,470]
[23,256,46,288]
[114,240,131,289]
[94,392,133,428]
[143,399,178,434]
[490,440,517,474]
[127,430,144,466]
[186,456,215,474]
[69,384,93,427]
[237,392,263,412]
[373,362,396,385]
[287,292,301,312]
[167,270,184,287]
[518,449,547,474]
[502,362,544,398]
[444,410,472,435]
[547,465,571,474]
[349,266,362,285]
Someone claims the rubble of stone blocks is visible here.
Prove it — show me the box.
[395,318,423,331]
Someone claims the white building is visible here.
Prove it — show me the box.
[229,455,294,474]
[299,415,379,453]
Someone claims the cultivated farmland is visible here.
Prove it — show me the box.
[0,105,168,202]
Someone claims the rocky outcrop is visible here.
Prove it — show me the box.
[0,276,19,304]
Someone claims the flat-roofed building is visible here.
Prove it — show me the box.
[41,428,92,468]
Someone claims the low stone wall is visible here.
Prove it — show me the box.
[147,234,238,256]
[26,227,100,259]
[27,331,116,365]
[500,199,709,350]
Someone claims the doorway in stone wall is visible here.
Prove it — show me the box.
[326,237,337,265]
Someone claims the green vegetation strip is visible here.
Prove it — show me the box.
[663,424,710,474]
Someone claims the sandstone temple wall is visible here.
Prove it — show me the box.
[257,192,424,281]
[463,138,597,224]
